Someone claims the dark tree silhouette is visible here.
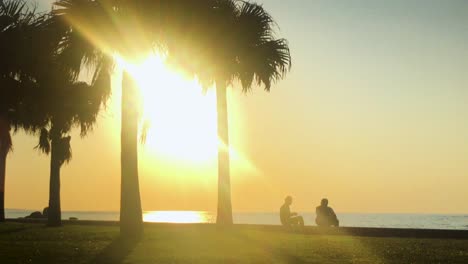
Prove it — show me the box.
[184,0,292,224]
[15,8,113,226]
[150,0,291,225]
[0,0,51,222]
[52,0,150,236]
[0,117,11,222]
[35,79,110,227]
[51,0,225,236]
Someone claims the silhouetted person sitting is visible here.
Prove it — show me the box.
[316,198,339,227]
[280,196,304,227]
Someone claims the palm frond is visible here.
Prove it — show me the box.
[56,135,72,165]
[35,128,50,154]
[230,2,291,92]
[0,116,12,154]
[91,54,113,107]
[237,1,275,42]
[251,38,291,91]
[0,0,27,22]
[53,0,116,79]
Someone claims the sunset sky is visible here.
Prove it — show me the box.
[5,0,468,214]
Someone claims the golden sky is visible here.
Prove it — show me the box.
[5,0,468,214]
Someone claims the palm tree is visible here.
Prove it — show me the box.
[0,0,50,222]
[52,0,150,235]
[152,0,291,225]
[51,0,226,235]
[0,117,11,222]
[0,5,113,226]
[208,1,291,224]
[35,78,110,227]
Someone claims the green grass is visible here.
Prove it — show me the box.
[0,222,467,263]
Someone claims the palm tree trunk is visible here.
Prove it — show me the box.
[0,119,10,222]
[216,81,233,225]
[0,147,6,222]
[120,70,143,237]
[48,134,62,227]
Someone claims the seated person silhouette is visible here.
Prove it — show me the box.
[316,198,339,227]
[280,196,304,227]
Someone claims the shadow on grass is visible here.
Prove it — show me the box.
[90,236,140,264]
[0,226,28,235]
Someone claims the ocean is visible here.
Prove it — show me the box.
[5,209,468,230]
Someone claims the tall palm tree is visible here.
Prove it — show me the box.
[0,117,11,221]
[208,1,291,224]
[153,0,291,225]
[1,5,113,226]
[52,0,150,235]
[144,0,290,225]
[35,78,110,227]
[51,0,227,235]
[0,0,50,222]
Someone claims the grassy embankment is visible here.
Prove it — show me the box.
[0,222,467,263]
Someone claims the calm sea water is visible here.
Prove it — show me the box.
[5,209,468,230]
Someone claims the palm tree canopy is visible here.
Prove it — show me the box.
[52,0,118,77]
[0,0,51,136]
[51,0,225,86]
[166,0,292,91]
[50,0,291,89]
[2,0,290,139]
[219,1,291,91]
[2,1,112,158]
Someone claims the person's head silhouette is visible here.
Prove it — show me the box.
[285,196,293,205]
[321,198,328,206]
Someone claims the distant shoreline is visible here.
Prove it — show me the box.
[5,209,468,215]
[5,210,468,230]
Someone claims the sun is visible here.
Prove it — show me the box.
[117,54,218,163]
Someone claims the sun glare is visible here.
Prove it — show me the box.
[117,54,218,163]
[111,53,259,177]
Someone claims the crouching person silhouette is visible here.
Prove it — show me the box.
[316,198,339,227]
[280,196,304,227]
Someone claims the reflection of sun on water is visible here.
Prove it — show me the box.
[143,211,211,223]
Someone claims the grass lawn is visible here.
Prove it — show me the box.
[0,222,467,263]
